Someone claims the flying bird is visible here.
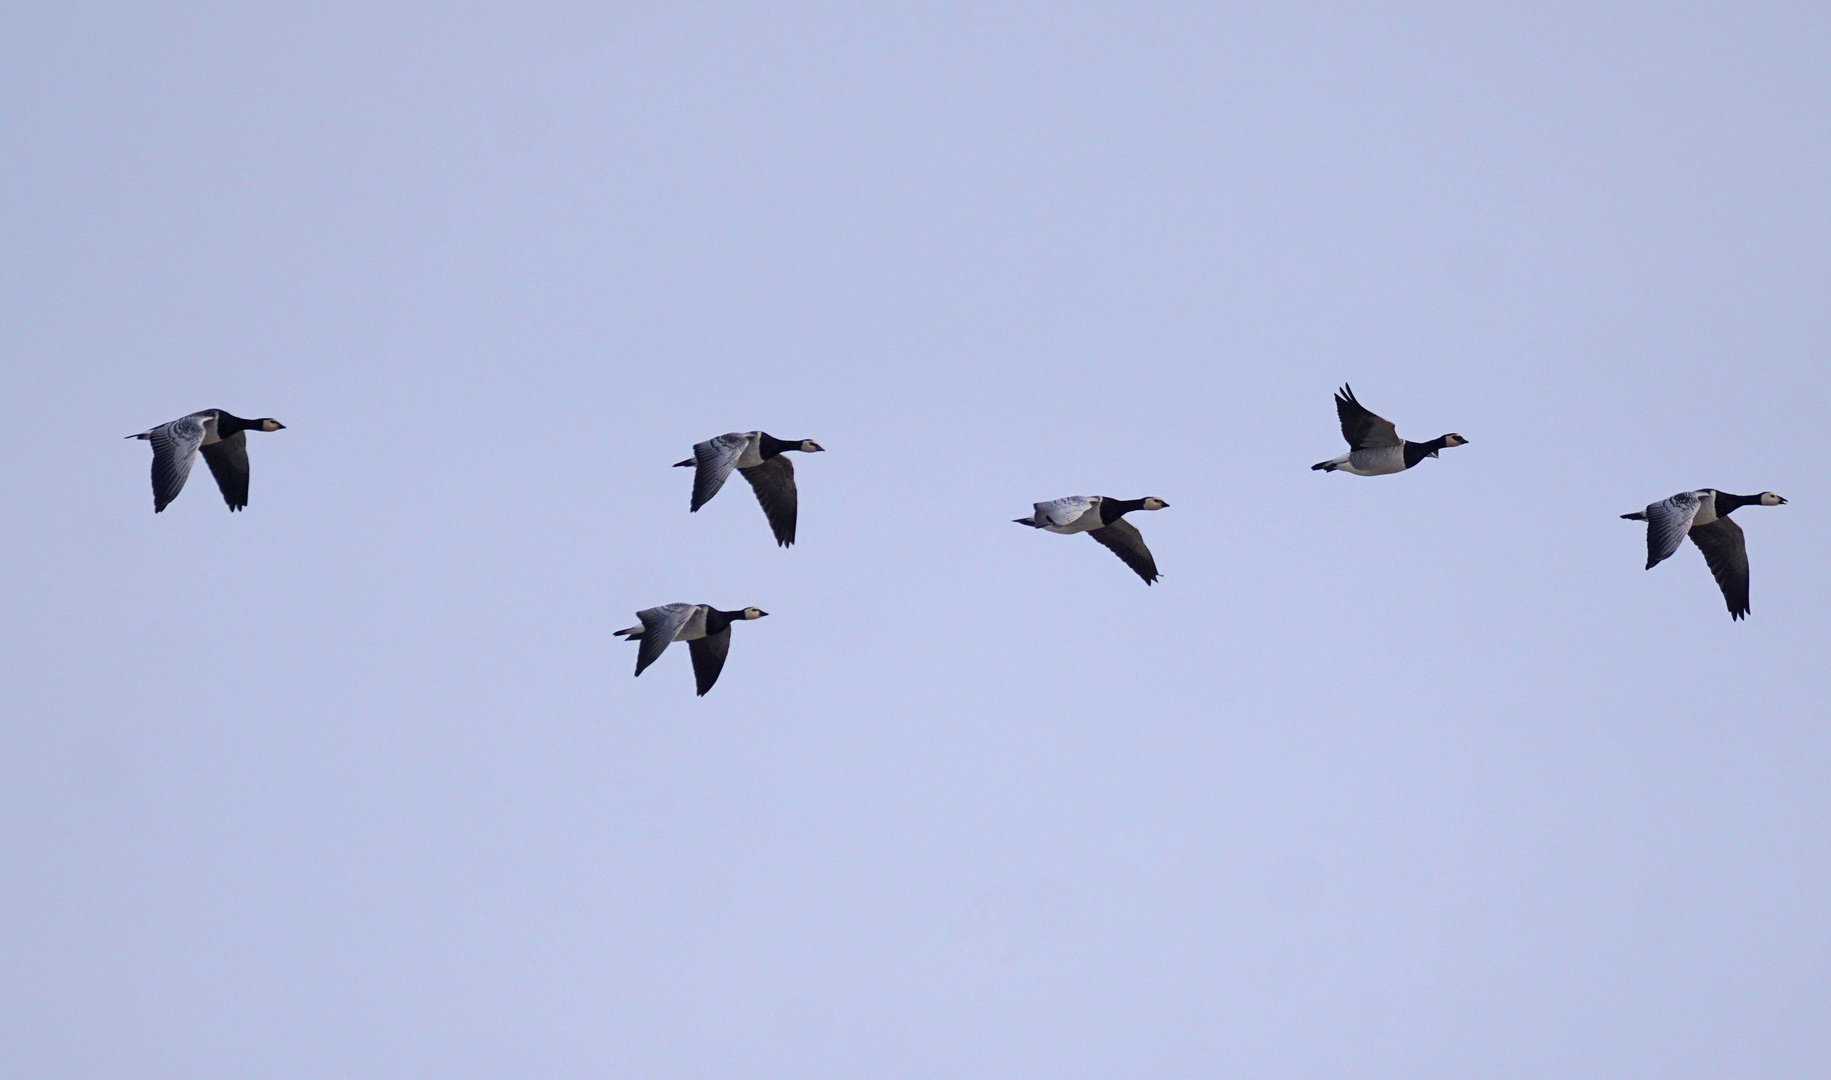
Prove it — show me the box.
[614,603,769,696]
[1311,385,1467,475]
[127,409,286,512]
[1622,489,1787,620]
[1015,496,1169,584]
[675,431,824,546]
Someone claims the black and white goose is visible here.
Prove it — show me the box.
[613,603,768,696]
[1311,384,1467,475]
[127,409,287,512]
[1622,489,1787,620]
[1014,496,1169,584]
[675,431,825,546]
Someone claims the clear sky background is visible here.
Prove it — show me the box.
[4,2,1829,1077]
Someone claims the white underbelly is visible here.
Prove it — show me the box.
[1044,508,1103,534]
[1342,447,1405,475]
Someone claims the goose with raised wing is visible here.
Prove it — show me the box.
[614,603,769,695]
[1014,496,1169,584]
[675,432,824,546]
[127,409,286,512]
[1622,489,1787,620]
[1311,385,1466,475]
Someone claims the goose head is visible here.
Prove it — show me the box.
[740,607,769,619]
[1140,497,1169,510]
[1758,492,1787,506]
[797,440,825,453]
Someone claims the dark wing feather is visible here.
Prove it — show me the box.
[1335,384,1400,450]
[200,430,251,511]
[1087,518,1160,584]
[740,455,799,546]
[1687,518,1751,620]
[688,627,732,695]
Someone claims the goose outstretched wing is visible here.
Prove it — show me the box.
[632,603,697,676]
[147,413,210,512]
[1032,496,1097,528]
[1687,517,1751,619]
[688,627,732,695]
[200,430,251,511]
[1087,518,1160,584]
[1334,385,1400,450]
[687,433,752,512]
[1638,491,1703,570]
[740,455,799,546]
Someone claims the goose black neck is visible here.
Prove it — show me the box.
[704,609,736,634]
[757,433,795,457]
[1100,497,1148,523]
[212,411,260,436]
[1710,492,1760,516]
[1403,437,1451,469]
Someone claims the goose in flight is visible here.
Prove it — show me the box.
[1311,385,1467,475]
[675,432,824,546]
[614,603,768,696]
[127,410,286,512]
[1015,496,1169,584]
[1622,489,1787,620]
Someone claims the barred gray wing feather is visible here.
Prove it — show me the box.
[1087,518,1160,584]
[740,455,799,546]
[1644,491,1702,570]
[1687,517,1751,619]
[149,414,209,512]
[200,430,251,511]
[1335,385,1400,449]
[688,627,732,695]
[1037,496,1096,528]
[689,433,751,511]
[634,604,696,676]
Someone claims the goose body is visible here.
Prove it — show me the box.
[127,409,286,512]
[674,431,824,546]
[1311,385,1466,475]
[613,603,768,695]
[1015,496,1169,584]
[1621,489,1787,619]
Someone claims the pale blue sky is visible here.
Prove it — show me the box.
[3,2,1829,1077]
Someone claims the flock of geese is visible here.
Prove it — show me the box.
[130,385,1790,695]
